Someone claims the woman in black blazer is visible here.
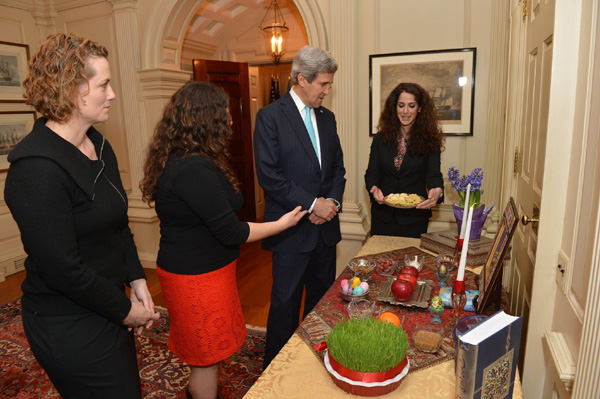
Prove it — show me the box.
[365,82,445,237]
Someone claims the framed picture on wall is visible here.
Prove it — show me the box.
[476,197,519,313]
[0,41,30,103]
[369,47,476,136]
[0,111,36,171]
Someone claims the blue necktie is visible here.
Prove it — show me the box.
[304,106,319,159]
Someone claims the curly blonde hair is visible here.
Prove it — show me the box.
[140,81,238,205]
[22,33,108,122]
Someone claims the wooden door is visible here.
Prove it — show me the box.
[543,1,600,397]
[248,66,265,220]
[506,0,555,373]
[193,59,256,222]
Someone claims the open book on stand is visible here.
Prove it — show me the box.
[455,310,523,399]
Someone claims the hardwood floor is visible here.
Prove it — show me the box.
[0,240,273,327]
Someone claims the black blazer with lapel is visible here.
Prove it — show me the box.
[365,134,443,225]
[253,92,346,253]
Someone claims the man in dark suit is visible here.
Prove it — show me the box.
[253,46,346,369]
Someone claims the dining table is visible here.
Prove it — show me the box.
[243,235,523,398]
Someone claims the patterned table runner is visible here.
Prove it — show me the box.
[295,246,508,374]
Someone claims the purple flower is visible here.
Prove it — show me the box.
[447,167,485,208]
[447,167,462,191]
[467,168,483,191]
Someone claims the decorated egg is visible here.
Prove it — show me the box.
[359,282,369,292]
[350,277,361,288]
[343,285,353,295]
[340,279,348,287]
[430,295,444,311]
[341,281,348,293]
[353,286,365,296]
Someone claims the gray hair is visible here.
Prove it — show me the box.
[291,46,338,84]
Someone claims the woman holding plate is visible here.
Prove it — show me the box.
[365,82,445,237]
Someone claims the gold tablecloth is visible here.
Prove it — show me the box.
[243,236,523,398]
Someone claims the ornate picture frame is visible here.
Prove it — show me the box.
[0,111,36,171]
[476,197,519,313]
[0,41,30,103]
[369,47,476,136]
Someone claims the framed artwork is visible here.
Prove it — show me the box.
[0,111,36,171]
[0,41,30,102]
[476,197,519,313]
[369,47,476,136]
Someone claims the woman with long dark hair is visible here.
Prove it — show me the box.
[365,82,445,237]
[140,81,305,399]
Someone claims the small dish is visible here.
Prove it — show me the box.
[347,298,376,319]
[348,258,376,281]
[340,286,370,302]
[413,324,443,353]
[375,259,398,277]
[404,255,424,272]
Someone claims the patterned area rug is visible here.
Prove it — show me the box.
[0,298,265,398]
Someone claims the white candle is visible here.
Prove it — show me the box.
[459,183,471,239]
[456,206,474,281]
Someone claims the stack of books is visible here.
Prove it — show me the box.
[420,230,507,266]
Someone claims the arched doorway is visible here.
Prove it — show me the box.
[147,0,328,71]
[141,0,323,220]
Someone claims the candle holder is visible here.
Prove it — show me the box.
[452,237,464,271]
[451,280,467,323]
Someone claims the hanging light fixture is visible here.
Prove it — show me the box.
[258,0,289,64]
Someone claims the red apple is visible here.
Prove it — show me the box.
[391,279,414,301]
[401,266,419,279]
[397,273,418,289]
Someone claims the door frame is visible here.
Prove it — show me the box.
[505,0,596,396]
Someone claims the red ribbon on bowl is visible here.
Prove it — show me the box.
[327,351,408,383]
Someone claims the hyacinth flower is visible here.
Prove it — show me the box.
[447,167,485,208]
[448,167,493,240]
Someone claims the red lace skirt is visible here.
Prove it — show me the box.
[156,260,247,366]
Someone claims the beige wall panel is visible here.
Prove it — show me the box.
[0,4,39,274]
[57,2,133,191]
[356,0,495,227]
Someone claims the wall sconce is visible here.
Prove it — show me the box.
[258,0,289,64]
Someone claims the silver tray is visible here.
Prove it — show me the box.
[377,277,434,308]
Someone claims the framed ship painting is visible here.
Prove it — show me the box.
[0,111,36,171]
[0,41,30,103]
[369,47,476,136]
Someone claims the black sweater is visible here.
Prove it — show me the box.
[365,134,444,225]
[155,155,250,275]
[4,118,145,323]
